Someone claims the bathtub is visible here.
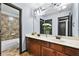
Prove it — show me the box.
[1,38,19,51]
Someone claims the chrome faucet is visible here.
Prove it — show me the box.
[56,36,61,39]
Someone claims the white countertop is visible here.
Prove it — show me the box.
[26,34,79,49]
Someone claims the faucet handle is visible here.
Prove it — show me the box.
[56,36,61,39]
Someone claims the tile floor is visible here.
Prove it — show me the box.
[1,48,30,56]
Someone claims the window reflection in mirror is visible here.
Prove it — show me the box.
[40,19,52,35]
[58,14,72,36]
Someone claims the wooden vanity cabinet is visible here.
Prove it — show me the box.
[41,46,55,56]
[41,41,55,56]
[64,46,79,56]
[55,51,67,56]
[27,38,41,56]
[41,41,50,48]
[49,43,67,56]
[26,37,79,56]
[50,43,64,53]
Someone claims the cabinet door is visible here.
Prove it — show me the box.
[31,42,41,56]
[56,51,67,56]
[42,46,55,56]
[27,38,41,56]
[64,46,79,56]
[50,43,64,53]
[27,38,31,53]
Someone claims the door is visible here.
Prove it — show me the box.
[0,3,22,56]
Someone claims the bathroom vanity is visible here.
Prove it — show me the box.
[25,3,79,56]
[26,35,79,56]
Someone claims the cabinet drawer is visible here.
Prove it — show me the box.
[30,38,41,44]
[64,46,79,56]
[50,43,64,53]
[41,41,49,48]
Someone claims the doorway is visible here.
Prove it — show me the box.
[0,3,22,56]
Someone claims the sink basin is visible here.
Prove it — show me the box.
[60,38,79,45]
[50,38,79,45]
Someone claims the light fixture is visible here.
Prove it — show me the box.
[62,5,67,9]
[37,10,41,15]
[57,4,67,11]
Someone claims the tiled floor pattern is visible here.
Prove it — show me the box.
[1,48,30,56]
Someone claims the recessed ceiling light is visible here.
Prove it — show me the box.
[62,5,67,9]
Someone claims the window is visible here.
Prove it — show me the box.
[40,18,52,34]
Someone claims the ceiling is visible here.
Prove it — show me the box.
[1,3,73,17]
[44,3,72,15]
[27,3,50,9]
[32,3,73,16]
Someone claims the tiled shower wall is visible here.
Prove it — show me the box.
[1,13,19,41]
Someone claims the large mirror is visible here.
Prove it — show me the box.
[33,3,79,37]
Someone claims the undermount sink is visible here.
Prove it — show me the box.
[50,38,79,45]
[32,35,79,45]
[60,38,79,45]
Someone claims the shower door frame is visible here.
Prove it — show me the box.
[0,3,22,55]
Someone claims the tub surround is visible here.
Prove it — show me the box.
[26,34,79,56]
[2,38,19,51]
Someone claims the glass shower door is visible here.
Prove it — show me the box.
[0,4,20,56]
